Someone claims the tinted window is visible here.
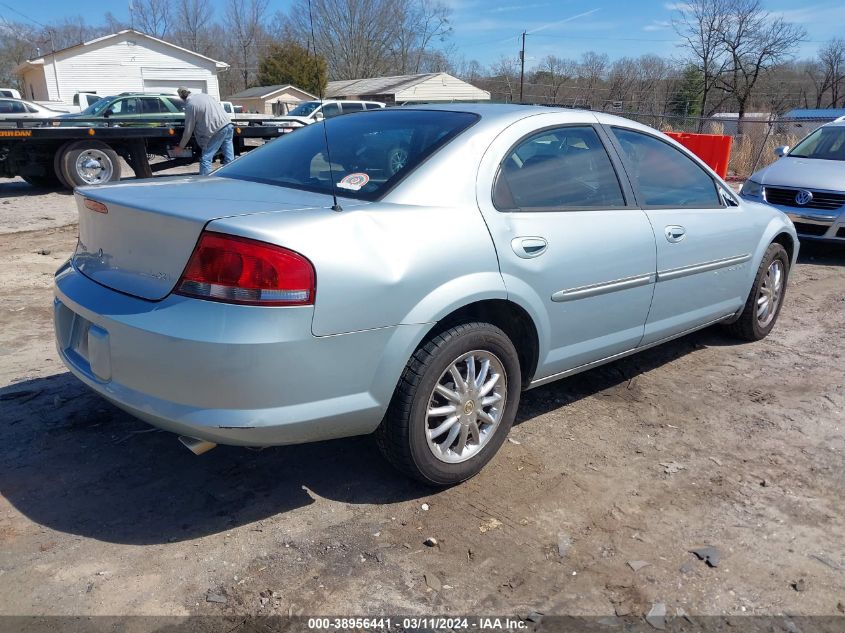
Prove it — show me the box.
[109,98,140,115]
[0,100,25,114]
[166,97,186,112]
[365,103,382,110]
[218,109,478,200]
[342,102,364,112]
[494,126,625,210]
[141,97,166,114]
[611,127,720,207]
[288,101,320,117]
[321,103,341,118]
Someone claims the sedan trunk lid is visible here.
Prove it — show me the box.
[72,176,348,301]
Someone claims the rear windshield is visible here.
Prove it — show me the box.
[789,125,845,161]
[217,109,479,200]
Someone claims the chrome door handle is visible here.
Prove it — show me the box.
[665,225,686,243]
[512,237,548,259]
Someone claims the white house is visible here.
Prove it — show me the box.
[228,84,317,115]
[326,72,490,104]
[15,29,229,105]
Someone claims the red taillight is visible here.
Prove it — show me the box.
[175,232,315,306]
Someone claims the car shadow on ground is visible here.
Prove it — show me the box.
[0,328,740,546]
[796,240,845,266]
[0,181,70,199]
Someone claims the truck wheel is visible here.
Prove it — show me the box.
[53,143,72,189]
[375,322,521,486]
[60,141,122,188]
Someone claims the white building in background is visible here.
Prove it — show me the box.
[15,29,229,106]
[326,72,490,104]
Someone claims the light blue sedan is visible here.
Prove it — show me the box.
[54,105,797,485]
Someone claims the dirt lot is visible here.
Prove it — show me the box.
[1,177,843,626]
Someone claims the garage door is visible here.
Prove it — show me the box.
[142,79,207,94]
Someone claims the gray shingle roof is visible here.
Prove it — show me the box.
[228,84,296,99]
[326,73,439,98]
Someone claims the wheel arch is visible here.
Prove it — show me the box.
[414,298,541,387]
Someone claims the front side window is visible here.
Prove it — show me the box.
[493,126,625,210]
[789,125,845,161]
[217,109,478,200]
[611,127,721,208]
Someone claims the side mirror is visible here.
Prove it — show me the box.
[314,112,324,121]
[104,108,113,117]
[774,145,789,157]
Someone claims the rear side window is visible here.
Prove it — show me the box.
[342,102,364,112]
[365,103,382,110]
[321,103,341,118]
[218,109,478,200]
[611,127,721,208]
[141,98,167,114]
[493,126,625,210]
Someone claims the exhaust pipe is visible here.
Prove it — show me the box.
[178,435,217,456]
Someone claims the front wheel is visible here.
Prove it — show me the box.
[724,242,789,341]
[376,322,521,486]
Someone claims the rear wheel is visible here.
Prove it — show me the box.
[724,243,789,341]
[376,322,521,486]
[60,140,121,188]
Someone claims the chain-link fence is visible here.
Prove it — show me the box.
[612,112,838,180]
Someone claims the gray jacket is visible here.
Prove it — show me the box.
[180,93,231,148]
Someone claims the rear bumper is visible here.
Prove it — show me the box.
[54,262,423,446]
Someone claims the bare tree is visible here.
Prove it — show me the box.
[290,0,404,80]
[488,55,519,102]
[673,0,731,122]
[173,0,214,54]
[392,0,452,74]
[530,55,573,104]
[130,0,172,38]
[817,38,845,107]
[225,0,269,89]
[577,51,608,108]
[715,0,805,127]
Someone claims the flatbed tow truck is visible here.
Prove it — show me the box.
[0,116,288,189]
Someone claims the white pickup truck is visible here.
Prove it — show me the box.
[35,92,102,114]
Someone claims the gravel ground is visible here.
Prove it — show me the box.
[0,178,843,624]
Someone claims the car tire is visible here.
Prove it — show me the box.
[386,146,409,176]
[60,140,122,188]
[376,322,521,486]
[724,242,789,341]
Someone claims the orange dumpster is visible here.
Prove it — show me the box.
[665,132,733,179]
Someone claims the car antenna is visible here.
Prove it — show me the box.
[308,0,342,212]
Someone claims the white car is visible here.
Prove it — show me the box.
[0,88,22,99]
[741,116,845,243]
[0,98,68,122]
[271,100,385,131]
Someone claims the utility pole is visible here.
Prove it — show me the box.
[519,31,526,103]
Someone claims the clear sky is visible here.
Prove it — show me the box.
[7,0,845,67]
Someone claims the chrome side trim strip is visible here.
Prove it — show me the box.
[551,273,654,303]
[528,312,735,389]
[657,253,751,282]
